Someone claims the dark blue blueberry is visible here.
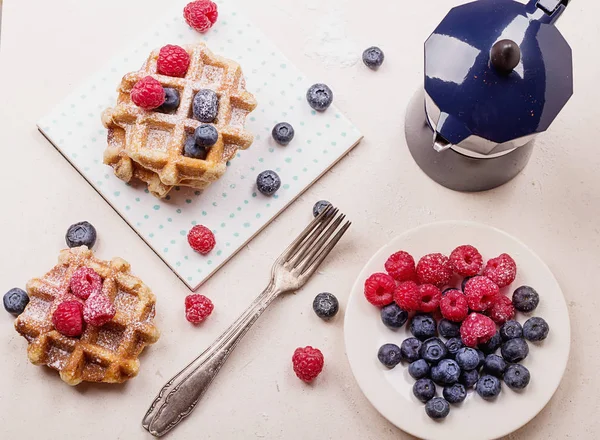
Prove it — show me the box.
[413,378,436,403]
[377,343,402,368]
[500,320,523,341]
[476,374,502,400]
[420,337,448,364]
[443,383,467,404]
[461,276,474,291]
[256,170,281,196]
[158,88,180,112]
[442,288,461,296]
[65,221,97,248]
[476,350,486,369]
[425,397,450,420]
[272,122,295,145]
[512,286,540,312]
[479,331,502,354]
[483,354,507,378]
[400,337,422,363]
[3,288,29,316]
[184,134,207,159]
[438,318,461,339]
[362,46,385,69]
[459,369,479,388]
[455,347,480,371]
[193,89,219,122]
[410,314,437,340]
[312,292,339,320]
[306,83,333,111]
[504,364,531,390]
[445,337,464,359]
[194,124,219,148]
[408,359,430,380]
[523,317,549,342]
[380,303,408,329]
[431,359,461,385]
[501,338,529,363]
[313,200,332,218]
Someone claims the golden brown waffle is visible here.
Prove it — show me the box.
[102,43,257,197]
[14,247,160,385]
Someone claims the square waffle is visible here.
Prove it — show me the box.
[102,43,257,197]
[14,246,160,385]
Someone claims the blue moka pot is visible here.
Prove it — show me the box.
[405,0,573,191]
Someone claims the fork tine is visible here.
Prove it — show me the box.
[300,221,351,276]
[287,208,339,266]
[295,214,346,272]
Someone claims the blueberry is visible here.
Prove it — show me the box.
[438,318,461,339]
[476,350,486,369]
[306,83,333,111]
[380,303,408,328]
[194,124,219,148]
[479,332,502,354]
[413,378,436,403]
[455,347,480,371]
[377,343,402,368]
[65,221,97,248]
[512,286,540,312]
[504,364,531,390]
[483,354,507,378]
[272,122,295,145]
[362,46,385,69]
[500,320,523,341]
[425,397,450,419]
[312,292,339,320]
[459,369,479,388]
[313,200,332,218]
[256,170,281,196]
[523,317,549,342]
[443,383,467,404]
[193,89,219,122]
[158,87,180,112]
[400,337,422,363]
[410,314,437,340]
[431,359,461,385]
[445,337,464,359]
[3,288,29,316]
[408,359,430,379]
[476,374,502,400]
[461,276,474,291]
[420,337,448,364]
[184,134,207,159]
[501,338,529,363]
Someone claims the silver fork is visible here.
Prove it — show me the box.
[142,205,350,437]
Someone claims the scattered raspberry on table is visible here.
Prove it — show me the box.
[416,253,453,287]
[131,76,166,110]
[483,253,517,287]
[185,294,214,324]
[188,225,216,255]
[292,346,324,383]
[184,0,219,33]
[52,301,84,337]
[157,44,191,78]
[384,251,417,282]
[364,272,395,307]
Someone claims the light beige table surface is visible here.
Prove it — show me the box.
[0,0,599,439]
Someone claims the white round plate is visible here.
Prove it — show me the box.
[344,221,570,440]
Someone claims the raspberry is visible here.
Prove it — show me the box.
[364,273,395,307]
[185,294,214,324]
[460,313,496,347]
[184,0,218,33]
[188,225,216,255]
[449,245,483,277]
[483,253,517,287]
[52,301,84,337]
[292,346,324,383]
[464,276,499,311]
[416,253,453,287]
[157,45,191,78]
[384,251,417,282]
[487,295,515,324]
[69,267,102,300]
[416,284,442,313]
[83,293,116,327]
[393,281,420,311]
[131,76,165,110]
[440,290,469,322]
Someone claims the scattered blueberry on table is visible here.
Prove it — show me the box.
[306,83,333,111]
[272,122,295,145]
[362,46,385,70]
[313,200,332,218]
[3,288,29,316]
[65,221,97,248]
[256,170,281,196]
[312,292,339,320]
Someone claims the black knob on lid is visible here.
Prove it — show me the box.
[491,39,521,74]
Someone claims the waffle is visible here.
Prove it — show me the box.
[102,43,257,197]
[14,247,160,385]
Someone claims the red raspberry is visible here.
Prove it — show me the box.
[157,45,191,78]
[364,273,395,307]
[188,225,216,255]
[464,276,499,311]
[184,0,218,33]
[460,313,496,347]
[487,294,515,324]
[416,253,453,287]
[416,284,442,313]
[292,346,324,383]
[69,267,102,300]
[449,245,483,277]
[384,251,417,282]
[52,301,84,337]
[393,281,420,311]
[185,294,214,324]
[131,76,165,110]
[83,293,116,327]
[440,290,469,322]
[483,253,517,287]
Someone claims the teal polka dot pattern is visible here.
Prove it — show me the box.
[36,0,362,290]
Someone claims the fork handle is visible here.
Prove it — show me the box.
[142,282,281,437]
